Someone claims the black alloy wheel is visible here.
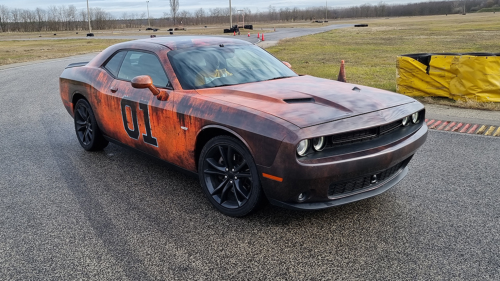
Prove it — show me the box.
[199,136,263,217]
[74,99,108,151]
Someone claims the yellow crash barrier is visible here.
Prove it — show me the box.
[397,54,500,102]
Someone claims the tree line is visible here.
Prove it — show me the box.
[0,0,498,32]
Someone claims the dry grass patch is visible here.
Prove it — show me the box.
[0,39,127,66]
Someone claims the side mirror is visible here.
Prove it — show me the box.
[282,61,292,69]
[131,75,160,96]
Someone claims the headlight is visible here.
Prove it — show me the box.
[411,112,420,123]
[312,137,326,151]
[402,116,410,126]
[296,139,309,156]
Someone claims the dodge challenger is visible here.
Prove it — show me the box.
[59,36,427,217]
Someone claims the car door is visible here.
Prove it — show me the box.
[99,49,175,161]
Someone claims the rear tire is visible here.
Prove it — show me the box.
[74,99,108,151]
[198,136,263,217]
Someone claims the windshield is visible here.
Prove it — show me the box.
[167,44,298,90]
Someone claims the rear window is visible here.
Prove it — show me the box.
[117,51,170,88]
[103,51,126,77]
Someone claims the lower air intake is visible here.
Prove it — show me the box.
[328,157,410,197]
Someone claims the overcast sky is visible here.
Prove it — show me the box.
[4,0,418,17]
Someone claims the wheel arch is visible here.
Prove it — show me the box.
[195,125,253,171]
[70,92,89,117]
[72,92,87,106]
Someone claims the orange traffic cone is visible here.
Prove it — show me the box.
[248,32,250,37]
[262,33,265,41]
[257,32,259,38]
[233,31,236,36]
[337,60,346,82]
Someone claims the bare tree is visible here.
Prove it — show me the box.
[170,0,179,25]
[35,7,45,32]
[0,5,10,32]
[195,8,205,25]
[66,5,77,30]
[177,10,190,25]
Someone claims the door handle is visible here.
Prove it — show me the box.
[110,87,118,93]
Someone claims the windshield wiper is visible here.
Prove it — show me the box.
[210,83,236,88]
[263,76,294,81]
[208,76,294,88]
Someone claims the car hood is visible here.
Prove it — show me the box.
[196,75,415,128]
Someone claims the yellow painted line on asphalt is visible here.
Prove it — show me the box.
[493,127,500,137]
[476,125,487,135]
[484,126,496,136]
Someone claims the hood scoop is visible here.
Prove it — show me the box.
[283,98,315,104]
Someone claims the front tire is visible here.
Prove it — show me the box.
[74,99,108,151]
[198,136,263,217]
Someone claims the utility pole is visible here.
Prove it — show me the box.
[326,1,328,20]
[229,0,232,27]
[463,0,466,15]
[146,1,151,27]
[86,0,92,33]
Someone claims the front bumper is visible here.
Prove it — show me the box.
[269,167,408,210]
[257,123,428,210]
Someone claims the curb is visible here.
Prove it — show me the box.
[426,119,500,137]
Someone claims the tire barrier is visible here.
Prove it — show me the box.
[224,25,248,33]
[397,53,500,102]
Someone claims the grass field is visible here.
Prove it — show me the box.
[266,13,500,109]
[267,13,500,91]
[0,39,128,66]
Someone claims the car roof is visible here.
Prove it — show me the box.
[135,36,253,50]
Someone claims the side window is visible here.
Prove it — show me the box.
[103,51,126,77]
[117,51,170,88]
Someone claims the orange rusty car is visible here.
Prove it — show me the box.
[59,36,427,216]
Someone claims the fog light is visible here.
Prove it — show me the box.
[411,112,420,123]
[402,116,410,126]
[298,192,307,202]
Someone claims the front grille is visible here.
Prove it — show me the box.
[328,160,406,197]
[325,120,404,148]
[380,121,403,135]
[330,128,378,146]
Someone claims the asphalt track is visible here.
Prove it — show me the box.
[1,52,500,280]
